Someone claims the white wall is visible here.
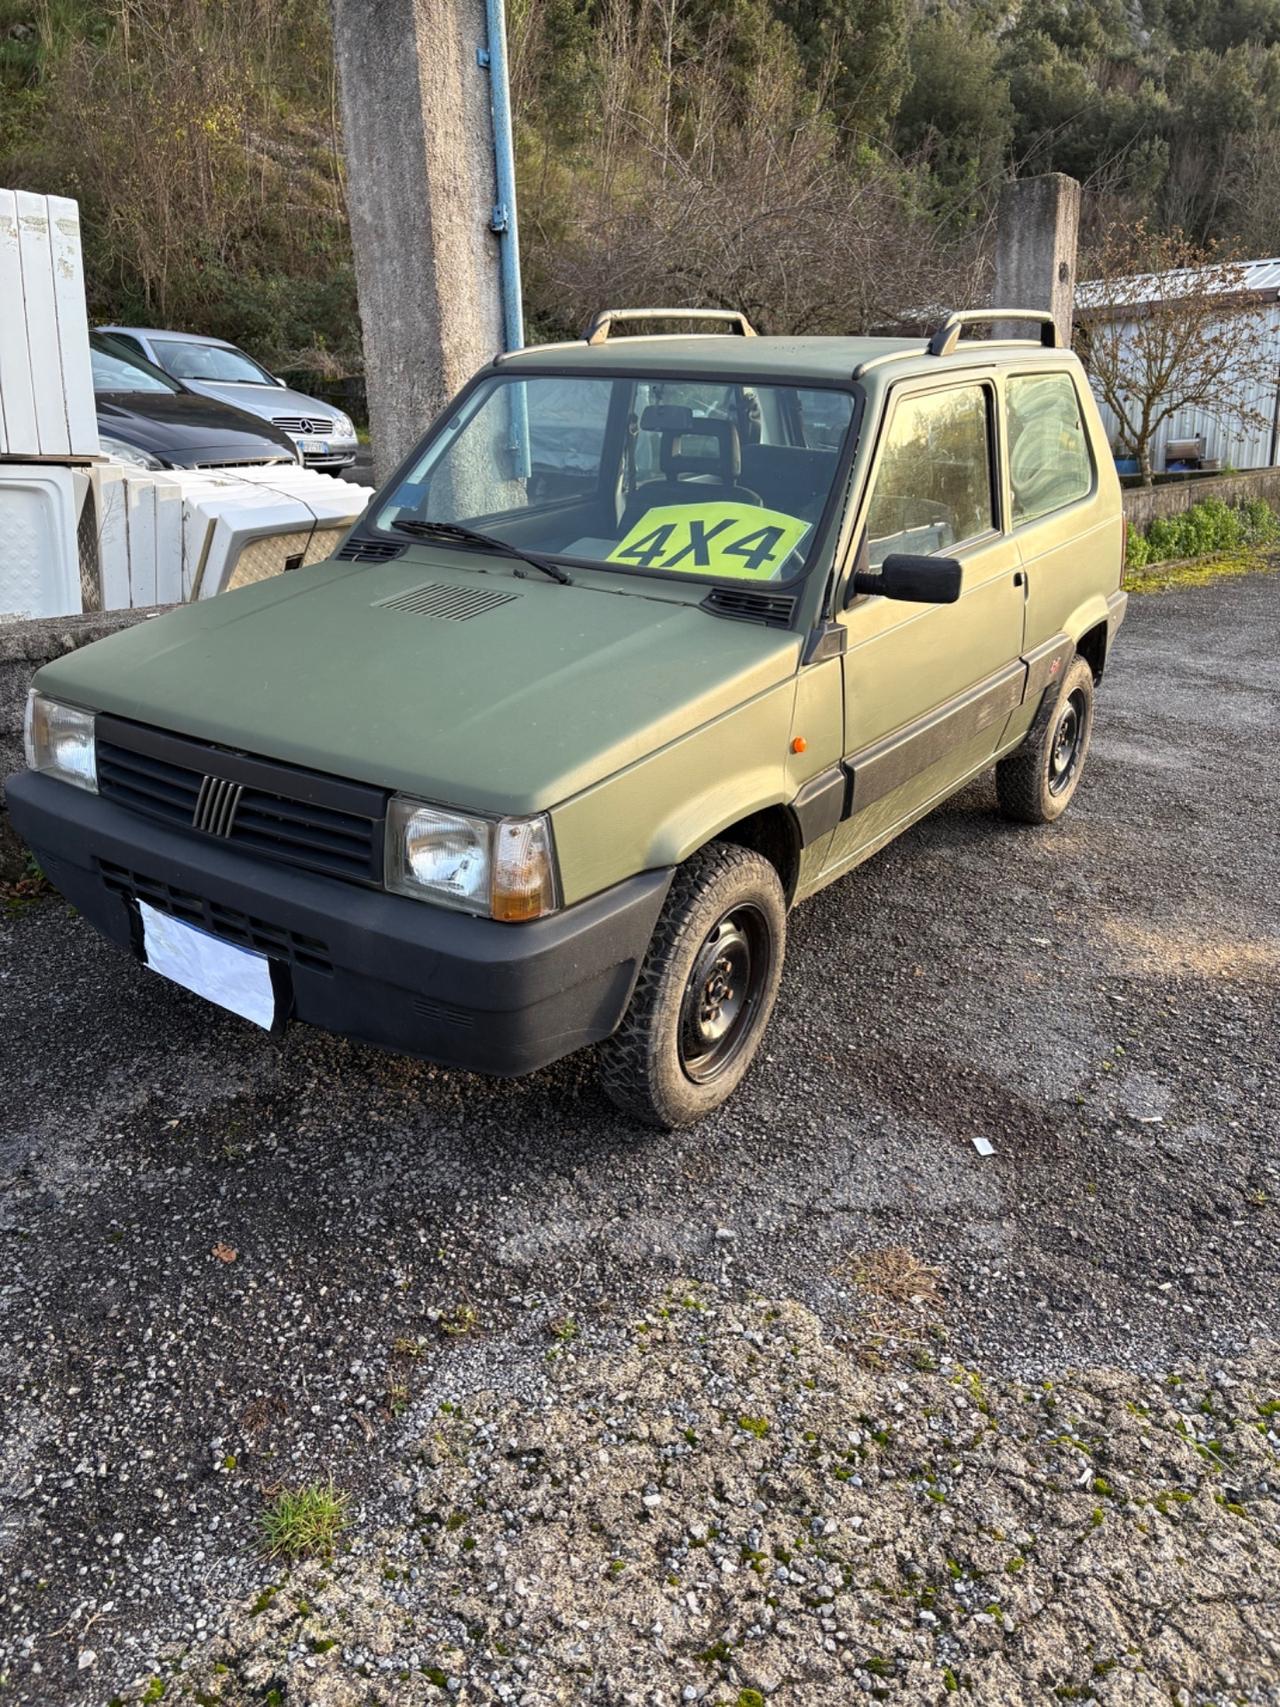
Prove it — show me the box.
[1086,301,1280,472]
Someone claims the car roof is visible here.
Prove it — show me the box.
[494,331,1083,387]
[496,307,1079,385]
[99,325,239,350]
[498,335,918,383]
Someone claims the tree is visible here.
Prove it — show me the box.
[771,0,912,136]
[1076,223,1278,484]
[894,10,1014,208]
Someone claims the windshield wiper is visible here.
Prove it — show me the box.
[390,518,572,585]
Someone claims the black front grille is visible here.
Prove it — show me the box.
[96,716,387,887]
[97,741,203,828]
[98,860,333,974]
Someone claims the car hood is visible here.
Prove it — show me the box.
[96,393,298,464]
[180,380,352,430]
[36,554,801,816]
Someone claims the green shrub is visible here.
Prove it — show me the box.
[1125,524,1151,570]
[1239,497,1280,548]
[1127,494,1280,570]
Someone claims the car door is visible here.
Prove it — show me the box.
[822,376,1026,878]
[995,367,1111,749]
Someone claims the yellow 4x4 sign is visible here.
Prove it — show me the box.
[607,501,811,581]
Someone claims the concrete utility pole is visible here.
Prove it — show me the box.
[992,173,1081,349]
[330,0,508,481]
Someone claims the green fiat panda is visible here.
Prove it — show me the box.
[12,307,1126,1127]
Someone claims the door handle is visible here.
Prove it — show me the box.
[1013,570,1026,587]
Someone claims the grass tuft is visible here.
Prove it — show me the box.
[259,1480,350,1560]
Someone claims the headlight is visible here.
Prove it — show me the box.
[386,798,558,921]
[334,411,356,439]
[98,434,164,470]
[24,692,97,792]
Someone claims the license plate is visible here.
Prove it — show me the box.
[139,901,277,1029]
[296,436,330,456]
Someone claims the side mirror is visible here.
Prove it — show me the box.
[849,553,962,606]
[274,375,288,387]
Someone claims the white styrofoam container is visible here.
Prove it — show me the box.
[0,464,83,619]
[83,462,372,611]
[0,189,98,459]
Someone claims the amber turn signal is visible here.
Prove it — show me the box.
[491,816,559,922]
[791,736,807,754]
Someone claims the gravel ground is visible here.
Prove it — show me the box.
[1,569,1277,1703]
[162,1289,1280,1706]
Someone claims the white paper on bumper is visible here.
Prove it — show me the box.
[139,900,276,1029]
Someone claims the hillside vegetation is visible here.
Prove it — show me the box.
[4,0,1280,379]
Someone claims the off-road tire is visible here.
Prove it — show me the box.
[997,654,1095,824]
[598,841,786,1129]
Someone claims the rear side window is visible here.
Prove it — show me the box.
[1007,373,1093,525]
[525,377,611,503]
[866,383,994,566]
[107,333,149,361]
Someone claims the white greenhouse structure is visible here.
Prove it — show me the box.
[1075,257,1280,474]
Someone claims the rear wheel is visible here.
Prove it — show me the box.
[997,654,1095,824]
[599,842,785,1128]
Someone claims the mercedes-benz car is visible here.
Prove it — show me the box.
[97,326,360,471]
[90,333,301,471]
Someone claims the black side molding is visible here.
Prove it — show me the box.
[844,661,1026,816]
[789,765,850,845]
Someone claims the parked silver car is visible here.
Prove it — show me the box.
[96,327,360,470]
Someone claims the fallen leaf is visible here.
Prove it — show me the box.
[212,1242,238,1263]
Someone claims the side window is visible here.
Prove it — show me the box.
[1007,373,1093,526]
[865,384,994,567]
[524,378,610,503]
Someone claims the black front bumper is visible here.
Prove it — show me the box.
[7,771,673,1077]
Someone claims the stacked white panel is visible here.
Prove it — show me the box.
[0,189,98,459]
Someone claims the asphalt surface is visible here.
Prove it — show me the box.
[338,453,374,487]
[1,570,1277,1701]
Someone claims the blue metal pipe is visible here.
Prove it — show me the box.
[480,0,528,472]
[482,0,524,352]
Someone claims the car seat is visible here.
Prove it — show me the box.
[620,407,761,532]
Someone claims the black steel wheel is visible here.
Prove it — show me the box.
[599,842,786,1128]
[677,903,774,1085]
[997,653,1096,824]
[1048,687,1088,797]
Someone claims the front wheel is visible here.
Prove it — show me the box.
[598,842,786,1129]
[997,654,1095,824]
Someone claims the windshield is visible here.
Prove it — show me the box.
[89,334,180,395]
[374,374,856,585]
[156,339,276,385]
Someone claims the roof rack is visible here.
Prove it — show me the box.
[850,308,1062,380]
[927,308,1061,357]
[582,307,757,346]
